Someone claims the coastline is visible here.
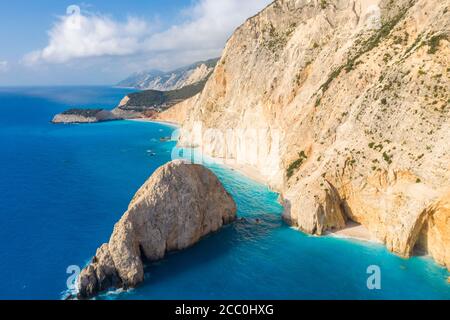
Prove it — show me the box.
[126,119,380,246]
[217,161,271,187]
[186,147,378,244]
[63,113,449,298]
[149,119,380,245]
[326,222,379,243]
[126,119,270,186]
[203,158,379,244]
[120,121,447,271]
[126,118,181,129]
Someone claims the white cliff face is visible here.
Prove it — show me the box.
[155,94,201,124]
[179,0,450,270]
[176,64,214,88]
[77,160,237,298]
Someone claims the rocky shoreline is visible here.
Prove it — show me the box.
[52,108,120,124]
[52,78,206,124]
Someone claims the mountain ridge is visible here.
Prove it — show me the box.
[117,58,220,91]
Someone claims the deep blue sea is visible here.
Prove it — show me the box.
[0,86,448,300]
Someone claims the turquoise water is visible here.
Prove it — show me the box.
[0,87,448,300]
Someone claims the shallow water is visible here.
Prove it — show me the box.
[0,87,448,300]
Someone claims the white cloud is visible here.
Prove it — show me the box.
[24,12,150,65]
[23,0,271,69]
[145,0,271,52]
[0,60,8,72]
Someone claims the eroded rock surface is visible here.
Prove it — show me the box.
[78,160,236,298]
[178,0,450,270]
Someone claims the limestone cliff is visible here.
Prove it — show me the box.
[77,160,236,298]
[153,94,201,125]
[178,0,450,270]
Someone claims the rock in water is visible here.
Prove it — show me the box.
[77,160,237,298]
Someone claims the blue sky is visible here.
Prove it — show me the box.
[0,0,271,86]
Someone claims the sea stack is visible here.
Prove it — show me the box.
[77,160,237,298]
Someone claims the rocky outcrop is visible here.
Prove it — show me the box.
[52,109,118,124]
[178,0,450,270]
[417,193,450,270]
[77,160,237,298]
[282,180,347,235]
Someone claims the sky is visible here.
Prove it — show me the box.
[0,0,271,86]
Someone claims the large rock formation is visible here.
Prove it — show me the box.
[178,0,450,270]
[77,160,237,298]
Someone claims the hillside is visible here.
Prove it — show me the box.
[117,58,219,91]
[112,79,208,118]
[175,0,450,271]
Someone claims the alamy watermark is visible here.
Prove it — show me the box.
[66,265,80,291]
[66,5,82,30]
[367,265,382,290]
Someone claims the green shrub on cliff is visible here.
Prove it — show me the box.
[287,151,308,179]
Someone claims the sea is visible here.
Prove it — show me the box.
[0,86,448,300]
